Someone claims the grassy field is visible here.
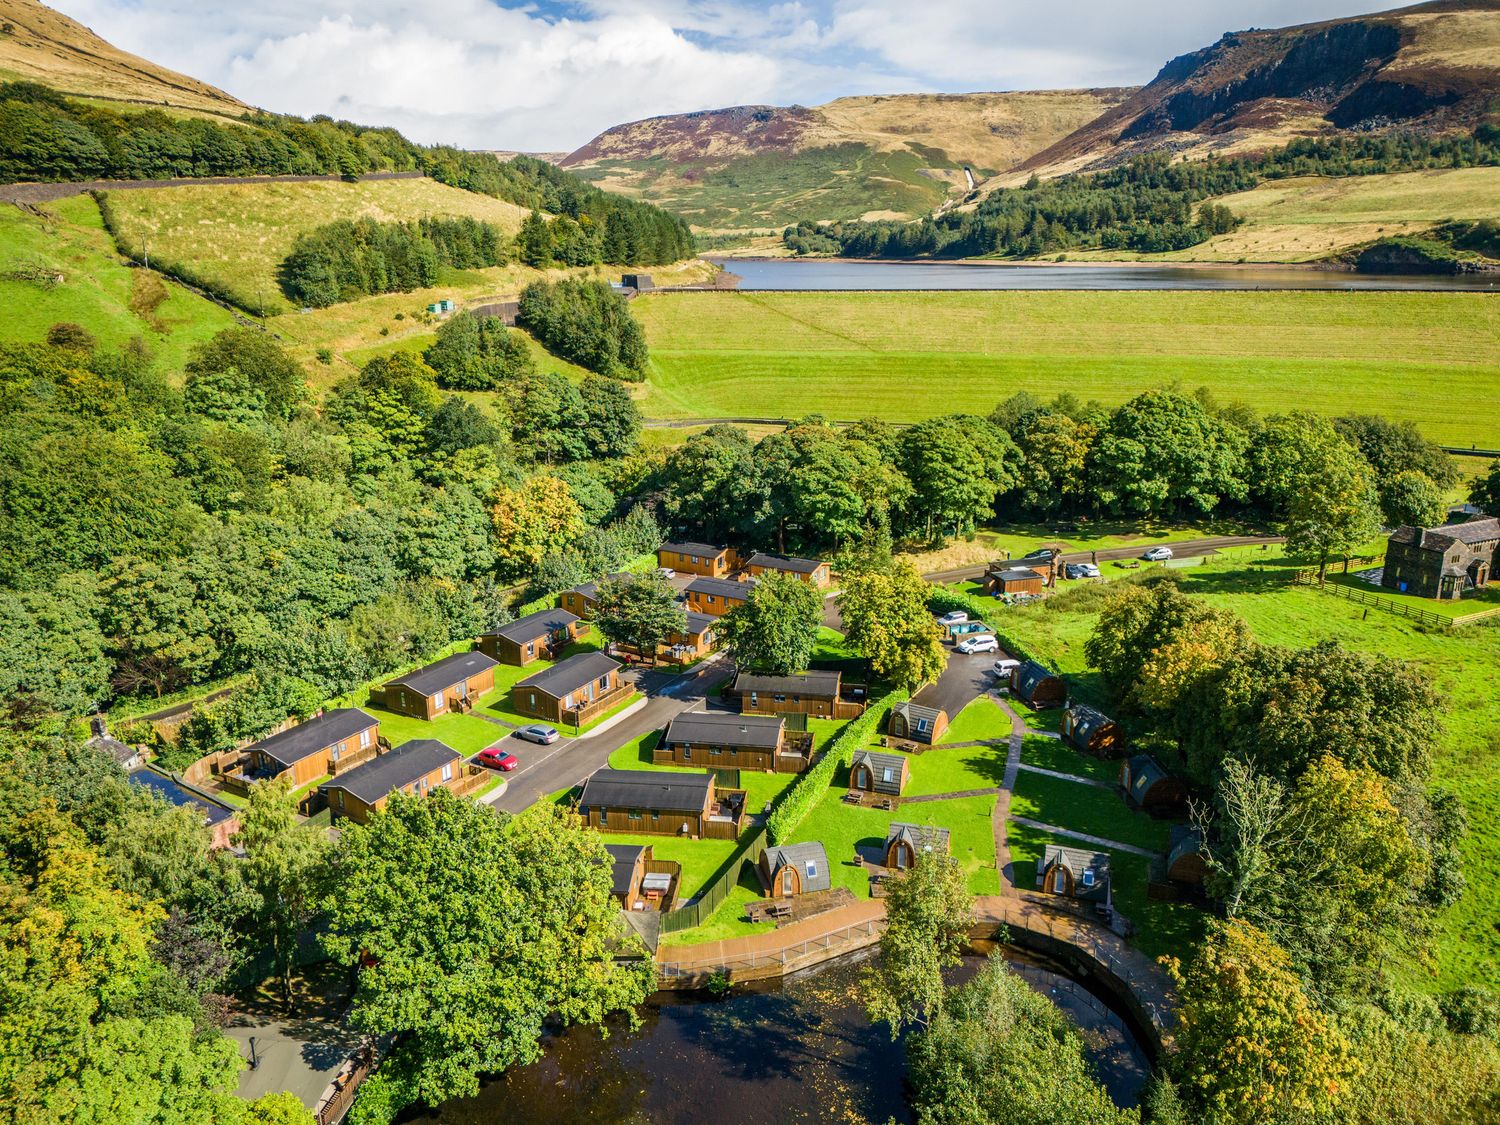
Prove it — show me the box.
[0,195,238,369]
[998,556,1500,990]
[634,290,1500,446]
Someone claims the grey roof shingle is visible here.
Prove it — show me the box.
[990,567,1045,583]
[247,708,377,767]
[886,822,950,853]
[685,576,755,600]
[320,740,460,804]
[1390,516,1500,552]
[579,768,713,814]
[745,552,824,575]
[662,541,728,558]
[734,670,841,698]
[761,842,831,893]
[1012,661,1060,703]
[1043,844,1111,900]
[891,701,945,725]
[1063,704,1116,749]
[851,748,907,774]
[386,651,498,696]
[484,607,580,644]
[516,652,621,699]
[604,843,646,896]
[665,711,784,750]
[674,611,717,638]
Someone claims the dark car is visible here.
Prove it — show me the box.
[514,724,560,745]
[477,746,520,771]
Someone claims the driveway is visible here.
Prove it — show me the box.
[911,647,997,719]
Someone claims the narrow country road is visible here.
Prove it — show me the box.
[920,533,1283,585]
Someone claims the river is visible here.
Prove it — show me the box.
[404,949,1149,1124]
[711,257,1500,292]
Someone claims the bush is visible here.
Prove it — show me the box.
[767,688,908,845]
[518,278,646,377]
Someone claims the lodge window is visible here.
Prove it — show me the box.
[598,675,610,690]
[882,767,893,783]
[629,809,643,821]
[806,861,818,879]
[431,692,444,712]
[651,812,660,823]
[916,718,930,734]
[528,692,537,710]
[333,790,343,807]
[691,555,700,564]
[749,692,758,707]
[684,746,693,760]
[709,746,720,756]
[441,763,453,782]
[360,728,371,748]
[331,742,342,763]
[525,642,535,657]
[1082,870,1095,888]
[774,693,786,703]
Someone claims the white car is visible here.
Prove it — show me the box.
[656,567,676,579]
[956,634,999,655]
[936,610,969,627]
[992,657,1020,678]
[1066,562,1101,579]
[1143,546,1174,562]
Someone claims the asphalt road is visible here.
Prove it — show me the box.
[920,534,1284,585]
[911,648,1000,717]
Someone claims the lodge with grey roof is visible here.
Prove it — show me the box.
[512,651,629,727]
[320,739,463,825]
[1382,515,1497,600]
[372,651,498,720]
[656,711,813,773]
[478,607,582,665]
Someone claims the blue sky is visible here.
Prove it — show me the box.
[54,0,1400,151]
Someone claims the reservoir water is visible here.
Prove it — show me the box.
[405,949,1149,1125]
[713,256,1500,292]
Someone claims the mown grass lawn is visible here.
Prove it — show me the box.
[905,745,1007,796]
[1019,735,1120,784]
[938,695,1011,745]
[812,626,860,661]
[364,706,502,759]
[657,866,777,948]
[1010,769,1172,853]
[596,834,741,904]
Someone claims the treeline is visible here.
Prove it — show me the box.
[279,216,507,307]
[0,81,694,264]
[786,126,1500,259]
[518,278,648,378]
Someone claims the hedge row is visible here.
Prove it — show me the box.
[926,587,1047,667]
[766,687,909,846]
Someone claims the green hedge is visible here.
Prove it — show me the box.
[926,588,1046,666]
[767,687,909,845]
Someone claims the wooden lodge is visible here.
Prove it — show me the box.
[605,843,680,911]
[1120,753,1189,816]
[659,610,718,665]
[1060,704,1124,757]
[1009,661,1066,709]
[757,842,831,899]
[659,541,736,578]
[320,739,462,825]
[1382,516,1498,600]
[883,822,950,870]
[1039,844,1111,904]
[849,749,908,797]
[578,768,746,840]
[478,607,582,666]
[984,566,1046,596]
[241,707,379,788]
[372,651,498,720]
[560,573,633,619]
[734,670,865,719]
[887,700,948,744]
[684,576,754,617]
[742,552,831,588]
[656,711,812,774]
[512,651,629,727]
[1165,825,1207,888]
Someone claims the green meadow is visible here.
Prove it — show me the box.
[634,290,1500,447]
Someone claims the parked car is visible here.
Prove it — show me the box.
[515,724,560,745]
[993,657,1020,678]
[956,634,1000,655]
[656,567,676,579]
[1143,546,1174,561]
[1065,562,1101,580]
[936,610,969,627]
[477,746,520,771]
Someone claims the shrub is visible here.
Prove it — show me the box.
[518,278,646,377]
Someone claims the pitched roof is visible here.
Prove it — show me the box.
[604,843,646,896]
[247,708,376,767]
[734,670,841,697]
[665,711,784,750]
[516,651,621,699]
[685,576,755,600]
[579,768,714,814]
[1390,516,1500,552]
[990,567,1045,583]
[673,611,717,638]
[762,842,831,892]
[885,822,951,853]
[129,768,235,827]
[484,607,580,644]
[386,650,499,695]
[320,740,460,804]
[662,541,728,558]
[745,552,824,574]
[891,701,946,725]
[851,748,907,774]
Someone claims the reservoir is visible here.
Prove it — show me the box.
[712,257,1500,292]
[405,949,1149,1125]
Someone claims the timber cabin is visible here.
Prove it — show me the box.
[1120,753,1189,816]
[512,652,628,727]
[887,700,948,744]
[1060,704,1124,757]
[984,566,1046,596]
[734,670,864,719]
[656,711,812,773]
[1039,844,1111,904]
[660,610,718,664]
[320,739,461,825]
[684,576,755,617]
[560,573,633,619]
[605,843,679,910]
[849,749,908,796]
[883,823,950,869]
[1382,516,1498,600]
[1165,825,1207,888]
[757,842,831,899]
[742,552,832,588]
[578,768,746,840]
[477,607,582,666]
[1009,661,1066,708]
[372,651,498,720]
[659,542,736,577]
[241,708,379,787]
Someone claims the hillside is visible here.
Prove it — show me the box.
[0,0,249,118]
[1009,0,1500,183]
[561,90,1130,232]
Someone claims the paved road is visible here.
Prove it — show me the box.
[490,658,734,813]
[912,648,997,717]
[921,534,1284,585]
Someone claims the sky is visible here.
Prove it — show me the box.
[52,0,1401,152]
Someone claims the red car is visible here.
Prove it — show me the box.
[477,746,520,772]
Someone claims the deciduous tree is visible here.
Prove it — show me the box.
[593,573,686,661]
[837,562,946,690]
[865,848,972,1035]
[717,571,823,675]
[490,475,585,579]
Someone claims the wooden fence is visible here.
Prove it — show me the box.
[1288,570,1500,628]
[315,1045,375,1125]
[659,827,768,934]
